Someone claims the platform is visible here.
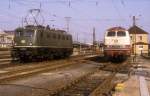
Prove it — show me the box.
[113,56,150,96]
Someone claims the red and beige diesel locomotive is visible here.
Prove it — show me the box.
[104,27,131,61]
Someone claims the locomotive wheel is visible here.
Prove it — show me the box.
[19,56,28,62]
[48,54,54,60]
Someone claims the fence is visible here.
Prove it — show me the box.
[0,48,12,64]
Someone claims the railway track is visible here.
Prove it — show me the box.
[51,71,112,96]
[0,55,95,83]
[0,48,95,69]
[0,48,11,58]
[0,49,13,68]
[50,58,132,96]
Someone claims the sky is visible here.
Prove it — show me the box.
[0,0,150,43]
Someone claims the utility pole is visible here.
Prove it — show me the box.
[93,27,96,54]
[132,15,141,56]
[68,0,71,7]
[132,15,141,61]
[133,16,136,26]
[93,27,96,45]
[21,17,24,27]
[133,16,136,57]
[8,0,11,9]
[39,2,42,10]
[76,32,79,42]
[65,17,71,33]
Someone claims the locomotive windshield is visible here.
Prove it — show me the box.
[15,31,34,37]
[117,31,126,36]
[107,31,116,36]
[24,31,34,37]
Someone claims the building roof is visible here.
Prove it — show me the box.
[4,30,15,35]
[0,29,6,35]
[107,26,126,31]
[128,25,148,34]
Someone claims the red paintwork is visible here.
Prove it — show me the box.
[104,49,131,57]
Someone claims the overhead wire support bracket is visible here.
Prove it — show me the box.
[24,8,45,26]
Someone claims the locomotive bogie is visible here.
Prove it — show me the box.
[12,47,72,61]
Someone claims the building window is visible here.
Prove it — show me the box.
[130,36,132,40]
[139,36,142,41]
[139,45,143,48]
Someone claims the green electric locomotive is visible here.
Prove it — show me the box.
[12,25,73,61]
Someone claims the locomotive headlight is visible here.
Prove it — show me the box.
[29,43,33,46]
[21,40,26,43]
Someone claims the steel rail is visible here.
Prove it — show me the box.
[89,58,132,96]
[52,58,132,96]
[0,55,91,83]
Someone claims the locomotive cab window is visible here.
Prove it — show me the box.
[24,31,34,37]
[107,31,116,36]
[117,31,126,36]
[15,31,34,37]
[66,36,69,40]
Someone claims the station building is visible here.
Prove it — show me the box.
[128,25,149,55]
[0,29,14,48]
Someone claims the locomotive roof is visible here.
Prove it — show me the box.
[107,27,126,32]
[15,25,68,34]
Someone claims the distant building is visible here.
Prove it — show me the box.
[99,41,104,54]
[0,29,14,48]
[93,41,102,54]
[128,25,149,55]
[73,41,92,55]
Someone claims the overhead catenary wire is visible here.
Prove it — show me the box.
[8,0,129,23]
[120,0,125,7]
[1,0,150,41]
